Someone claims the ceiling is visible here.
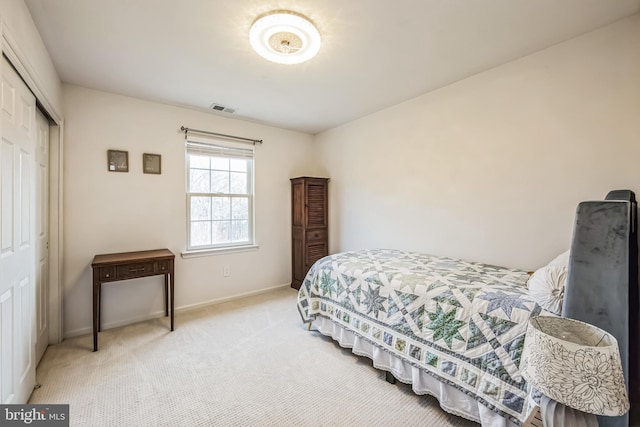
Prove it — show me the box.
[25,0,640,134]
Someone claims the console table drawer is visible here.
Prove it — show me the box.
[158,260,171,273]
[99,267,116,281]
[117,262,156,279]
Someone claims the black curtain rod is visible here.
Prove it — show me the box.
[180,126,263,145]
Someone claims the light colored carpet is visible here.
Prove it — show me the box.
[30,287,478,427]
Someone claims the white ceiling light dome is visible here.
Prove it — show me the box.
[249,11,321,65]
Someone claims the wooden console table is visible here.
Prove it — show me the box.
[91,249,175,351]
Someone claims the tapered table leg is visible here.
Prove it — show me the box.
[97,283,101,332]
[164,274,169,316]
[170,271,174,331]
[93,275,99,351]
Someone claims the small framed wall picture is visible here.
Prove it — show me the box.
[107,150,129,172]
[143,153,162,174]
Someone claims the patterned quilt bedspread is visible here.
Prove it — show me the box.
[297,249,552,424]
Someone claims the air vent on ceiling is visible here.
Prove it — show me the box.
[210,103,236,114]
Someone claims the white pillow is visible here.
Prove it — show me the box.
[527,264,567,315]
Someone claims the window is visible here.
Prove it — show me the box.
[186,138,254,251]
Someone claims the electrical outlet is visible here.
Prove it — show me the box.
[223,266,230,277]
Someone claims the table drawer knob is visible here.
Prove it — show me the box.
[99,267,115,280]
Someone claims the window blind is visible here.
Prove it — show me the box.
[186,139,254,159]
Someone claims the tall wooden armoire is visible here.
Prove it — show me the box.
[290,177,329,290]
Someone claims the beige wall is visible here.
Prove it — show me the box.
[62,85,317,336]
[314,14,640,270]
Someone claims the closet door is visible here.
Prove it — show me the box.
[0,57,37,403]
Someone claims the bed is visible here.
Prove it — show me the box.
[296,191,638,427]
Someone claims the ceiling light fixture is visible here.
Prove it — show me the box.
[249,11,321,65]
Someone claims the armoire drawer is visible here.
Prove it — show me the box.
[306,229,327,242]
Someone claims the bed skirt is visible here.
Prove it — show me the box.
[312,316,520,427]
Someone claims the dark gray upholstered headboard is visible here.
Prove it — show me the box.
[563,190,638,427]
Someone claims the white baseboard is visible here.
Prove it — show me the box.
[175,282,290,313]
[64,283,292,339]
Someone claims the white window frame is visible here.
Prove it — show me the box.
[184,136,257,256]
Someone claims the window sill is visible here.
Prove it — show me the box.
[181,245,259,259]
